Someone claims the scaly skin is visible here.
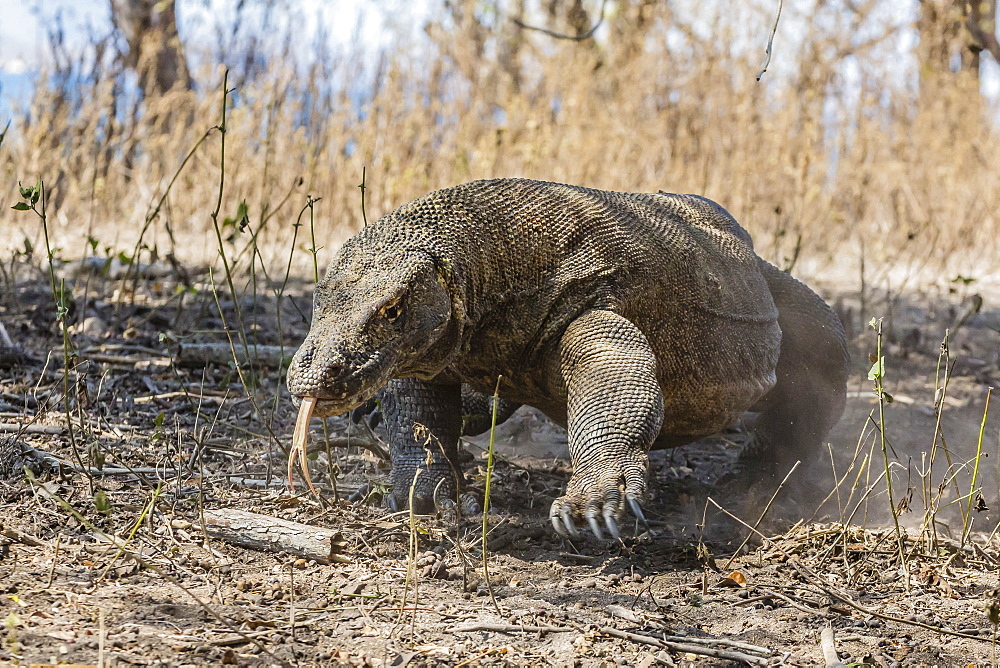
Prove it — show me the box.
[286,178,849,539]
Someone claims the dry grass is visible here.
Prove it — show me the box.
[0,1,997,286]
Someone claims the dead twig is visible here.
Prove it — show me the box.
[513,0,607,42]
[756,0,784,80]
[0,424,66,434]
[821,626,848,668]
[599,627,771,665]
[757,587,828,617]
[1,524,49,548]
[723,459,800,570]
[456,622,573,634]
[455,622,771,664]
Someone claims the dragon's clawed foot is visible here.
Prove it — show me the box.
[549,461,651,541]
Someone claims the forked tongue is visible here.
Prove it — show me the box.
[293,396,317,452]
[289,396,319,495]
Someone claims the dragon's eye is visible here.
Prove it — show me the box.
[380,298,402,323]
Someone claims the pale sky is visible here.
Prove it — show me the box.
[0,0,427,74]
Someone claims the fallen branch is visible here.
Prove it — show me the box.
[202,508,349,565]
[0,424,66,434]
[0,345,31,369]
[821,626,848,668]
[174,343,292,368]
[456,622,573,634]
[0,524,49,548]
[5,443,179,479]
[599,627,770,666]
[758,586,828,617]
[454,622,771,664]
[605,606,770,654]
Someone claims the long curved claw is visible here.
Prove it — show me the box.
[561,507,581,539]
[347,484,370,503]
[586,512,606,541]
[627,493,651,533]
[603,507,621,542]
[550,503,570,537]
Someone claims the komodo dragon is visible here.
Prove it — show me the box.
[286,178,849,540]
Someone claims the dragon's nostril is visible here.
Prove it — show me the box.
[323,361,344,381]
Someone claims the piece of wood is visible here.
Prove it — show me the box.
[0,424,66,434]
[202,508,349,564]
[174,343,292,368]
[820,626,848,668]
[0,524,49,548]
[0,344,32,369]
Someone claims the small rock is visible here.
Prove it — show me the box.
[83,316,109,338]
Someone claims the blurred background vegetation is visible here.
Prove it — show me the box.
[0,0,998,287]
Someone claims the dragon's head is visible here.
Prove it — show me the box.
[286,238,455,417]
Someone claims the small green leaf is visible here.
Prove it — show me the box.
[867,356,884,381]
[11,202,29,211]
[94,490,112,516]
[236,199,248,220]
[867,316,877,329]
[153,412,165,429]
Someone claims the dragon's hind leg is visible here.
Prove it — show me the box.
[744,263,850,486]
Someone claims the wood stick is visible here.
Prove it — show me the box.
[456,622,572,634]
[599,627,771,665]
[454,623,771,664]
[174,343,292,368]
[820,626,848,668]
[202,508,349,564]
[0,424,65,434]
[1,524,49,548]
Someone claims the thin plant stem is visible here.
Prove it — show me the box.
[481,375,503,615]
[359,166,368,227]
[961,386,991,547]
[871,318,905,570]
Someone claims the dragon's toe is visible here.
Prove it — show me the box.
[549,462,646,541]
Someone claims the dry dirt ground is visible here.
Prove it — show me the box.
[1,262,1000,667]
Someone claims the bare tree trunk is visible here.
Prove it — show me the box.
[109,0,191,98]
[967,0,1000,65]
[917,0,981,87]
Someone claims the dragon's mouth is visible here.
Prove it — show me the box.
[294,348,394,417]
